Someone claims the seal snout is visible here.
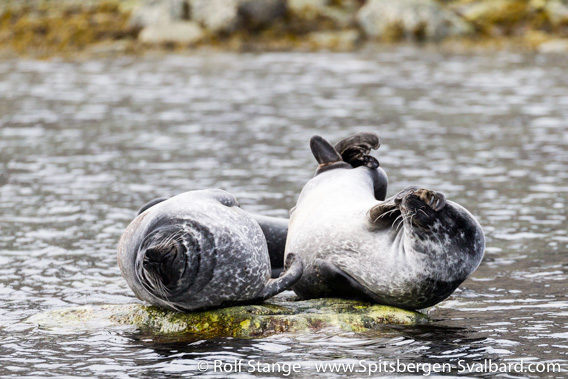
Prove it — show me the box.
[142,240,187,289]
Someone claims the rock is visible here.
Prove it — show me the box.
[129,0,190,28]
[238,0,287,29]
[453,0,530,35]
[538,38,568,52]
[544,0,568,27]
[288,0,329,21]
[307,29,361,50]
[189,0,239,33]
[288,0,362,28]
[139,21,204,45]
[357,0,472,42]
[26,293,428,338]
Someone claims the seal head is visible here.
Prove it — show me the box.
[118,189,303,312]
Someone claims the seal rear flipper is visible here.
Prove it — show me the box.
[257,253,303,300]
[316,259,382,303]
[334,132,380,169]
[137,197,169,215]
[310,136,351,174]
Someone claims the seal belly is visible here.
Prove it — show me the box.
[285,169,380,299]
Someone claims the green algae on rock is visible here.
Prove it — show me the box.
[27,294,427,338]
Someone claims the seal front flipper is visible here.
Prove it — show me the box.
[256,253,303,300]
[316,259,381,303]
[368,186,424,227]
[137,197,169,215]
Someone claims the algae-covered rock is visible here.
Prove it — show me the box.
[452,0,535,36]
[0,0,139,58]
[306,29,361,51]
[27,293,427,338]
[288,0,362,28]
[357,0,472,42]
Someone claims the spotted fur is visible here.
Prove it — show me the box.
[118,189,302,312]
[285,135,485,310]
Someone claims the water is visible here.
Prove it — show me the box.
[0,47,567,377]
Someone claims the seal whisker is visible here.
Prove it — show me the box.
[373,208,399,223]
[392,213,404,230]
[396,212,414,231]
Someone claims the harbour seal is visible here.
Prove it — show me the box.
[117,189,303,312]
[284,133,485,310]
[136,196,290,279]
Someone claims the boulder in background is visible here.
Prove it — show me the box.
[357,0,472,41]
[238,0,287,29]
[139,21,204,45]
[189,0,240,33]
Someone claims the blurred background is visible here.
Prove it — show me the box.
[0,0,567,377]
[1,0,568,58]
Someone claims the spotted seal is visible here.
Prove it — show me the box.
[117,189,303,312]
[284,133,485,309]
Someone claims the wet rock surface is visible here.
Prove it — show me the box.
[27,294,427,338]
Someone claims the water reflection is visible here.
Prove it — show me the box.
[0,47,567,376]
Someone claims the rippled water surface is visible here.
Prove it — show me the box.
[0,48,567,377]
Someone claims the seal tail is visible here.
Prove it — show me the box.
[257,253,303,300]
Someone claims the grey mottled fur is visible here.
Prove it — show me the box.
[118,189,302,312]
[285,135,485,310]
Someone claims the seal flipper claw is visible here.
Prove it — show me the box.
[257,253,303,300]
[316,259,381,303]
[334,132,380,168]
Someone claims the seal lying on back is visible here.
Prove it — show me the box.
[117,189,303,312]
[284,133,485,310]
